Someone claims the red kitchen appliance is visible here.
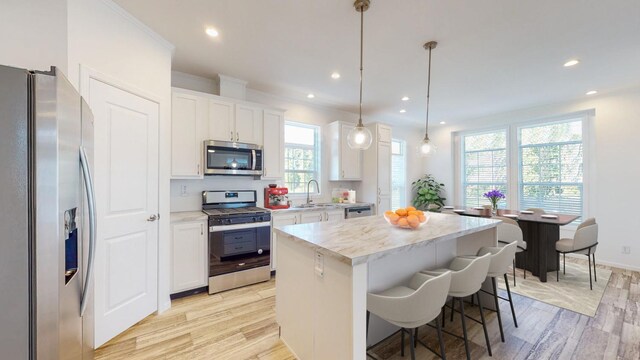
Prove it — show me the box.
[264,186,289,209]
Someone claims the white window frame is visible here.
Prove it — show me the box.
[283,121,322,197]
[453,110,592,228]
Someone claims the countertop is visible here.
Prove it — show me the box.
[270,202,374,214]
[170,211,208,223]
[274,212,501,266]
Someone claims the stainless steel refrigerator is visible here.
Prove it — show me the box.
[0,65,96,360]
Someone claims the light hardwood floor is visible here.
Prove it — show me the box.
[96,258,640,360]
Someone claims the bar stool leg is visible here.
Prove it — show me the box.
[414,328,418,348]
[409,328,416,360]
[476,293,492,356]
[557,252,560,282]
[504,273,518,327]
[523,251,527,280]
[441,306,446,328]
[450,297,455,322]
[563,253,566,274]
[491,277,505,342]
[366,311,370,340]
[458,298,471,360]
[513,259,516,287]
[436,318,447,360]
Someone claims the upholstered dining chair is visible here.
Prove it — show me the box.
[494,216,527,286]
[555,218,599,289]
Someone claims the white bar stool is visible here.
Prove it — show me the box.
[421,253,492,360]
[366,271,452,360]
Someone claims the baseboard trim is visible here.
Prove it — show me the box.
[565,253,640,272]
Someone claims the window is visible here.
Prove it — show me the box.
[284,122,320,194]
[518,119,583,219]
[462,130,508,208]
[391,139,406,209]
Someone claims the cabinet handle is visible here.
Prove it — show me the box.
[197,164,200,175]
[264,167,267,176]
[201,224,204,235]
[236,132,239,141]
[230,131,234,141]
[378,188,381,195]
[342,170,345,178]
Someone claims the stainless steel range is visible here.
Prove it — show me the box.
[203,190,272,294]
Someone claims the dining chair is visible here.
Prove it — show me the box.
[421,253,492,360]
[367,271,452,360]
[555,218,598,289]
[494,216,527,286]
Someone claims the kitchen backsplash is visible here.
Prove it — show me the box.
[170,177,360,212]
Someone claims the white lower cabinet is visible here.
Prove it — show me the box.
[325,209,345,222]
[271,209,346,270]
[171,220,208,294]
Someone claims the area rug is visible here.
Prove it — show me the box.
[498,259,611,317]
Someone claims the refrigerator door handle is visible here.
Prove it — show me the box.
[79,146,97,316]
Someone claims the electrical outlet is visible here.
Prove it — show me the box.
[180,185,188,197]
[622,246,631,255]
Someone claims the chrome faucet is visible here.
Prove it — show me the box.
[306,179,319,205]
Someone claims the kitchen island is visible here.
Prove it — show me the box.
[274,212,501,360]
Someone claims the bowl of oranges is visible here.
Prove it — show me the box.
[384,207,428,229]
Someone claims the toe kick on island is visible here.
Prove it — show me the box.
[274,213,500,360]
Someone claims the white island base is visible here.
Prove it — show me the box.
[275,213,500,360]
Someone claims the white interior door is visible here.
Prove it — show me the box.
[88,78,159,347]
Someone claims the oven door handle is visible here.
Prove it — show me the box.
[209,222,271,232]
[251,149,257,170]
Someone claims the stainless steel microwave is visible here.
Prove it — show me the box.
[203,140,263,176]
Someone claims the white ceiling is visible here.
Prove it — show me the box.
[115,0,640,126]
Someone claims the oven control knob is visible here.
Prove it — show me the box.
[252,217,257,222]
[258,249,263,255]
[258,216,264,222]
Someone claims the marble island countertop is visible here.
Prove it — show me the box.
[274,212,501,266]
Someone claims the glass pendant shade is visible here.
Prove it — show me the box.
[419,137,436,156]
[347,123,373,150]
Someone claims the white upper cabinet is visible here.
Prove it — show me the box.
[329,121,362,181]
[262,109,285,179]
[378,141,392,197]
[235,104,263,145]
[208,98,235,142]
[171,89,208,178]
[378,125,392,143]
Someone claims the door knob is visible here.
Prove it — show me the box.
[147,214,158,222]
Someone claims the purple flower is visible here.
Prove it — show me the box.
[483,189,505,200]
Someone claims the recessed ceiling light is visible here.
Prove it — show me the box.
[399,109,406,113]
[307,93,315,99]
[401,96,410,101]
[331,72,341,79]
[586,90,598,95]
[440,121,446,125]
[205,28,219,37]
[564,59,579,67]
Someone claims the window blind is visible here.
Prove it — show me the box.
[518,120,583,219]
[462,130,508,208]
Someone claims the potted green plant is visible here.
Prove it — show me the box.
[412,174,446,211]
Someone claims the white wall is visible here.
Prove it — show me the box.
[0,0,68,73]
[67,0,175,312]
[427,88,640,271]
[170,71,424,212]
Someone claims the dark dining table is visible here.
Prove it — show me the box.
[446,207,579,282]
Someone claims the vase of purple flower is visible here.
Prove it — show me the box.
[483,189,505,215]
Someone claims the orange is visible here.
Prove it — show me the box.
[395,208,408,216]
[407,214,419,225]
[409,221,420,229]
[397,218,409,227]
[408,210,422,217]
[384,210,395,219]
[418,214,427,223]
[388,213,400,224]
[406,206,416,212]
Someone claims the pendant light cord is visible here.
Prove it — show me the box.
[358,8,364,126]
[425,45,432,140]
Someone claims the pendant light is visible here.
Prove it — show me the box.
[347,0,373,150]
[420,41,438,156]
